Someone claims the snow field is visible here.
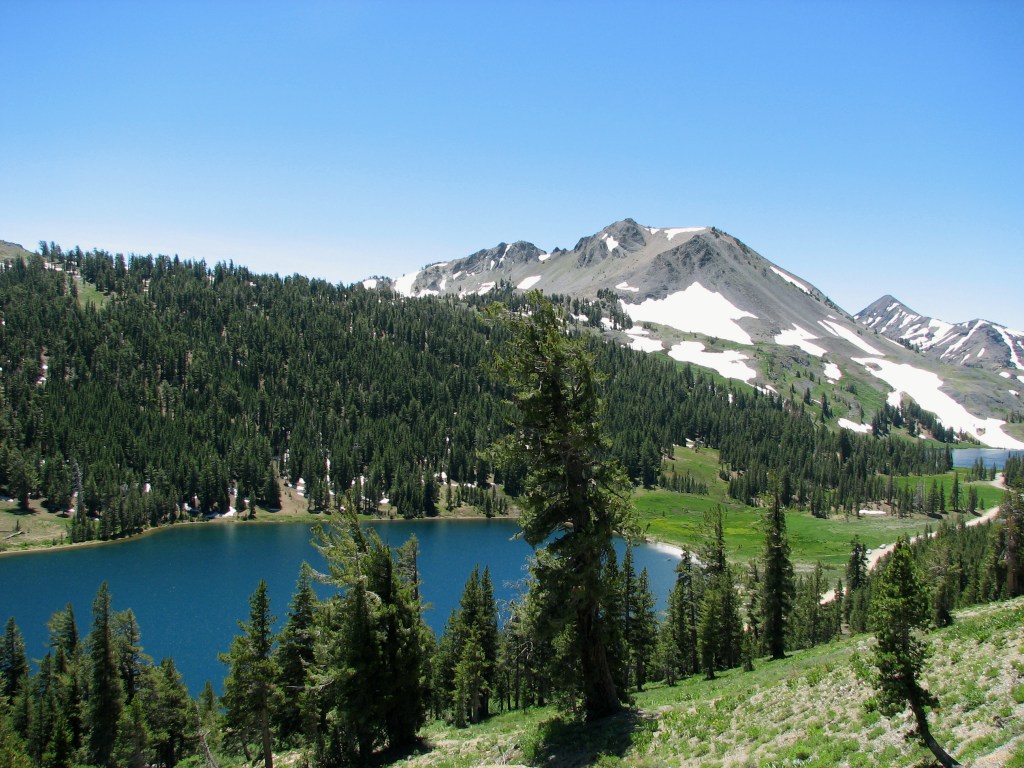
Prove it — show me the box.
[853,357,1024,449]
[668,341,757,383]
[817,319,883,355]
[393,270,420,297]
[838,418,871,434]
[774,324,827,357]
[621,282,756,345]
[517,275,542,290]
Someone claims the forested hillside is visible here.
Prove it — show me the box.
[1,246,950,544]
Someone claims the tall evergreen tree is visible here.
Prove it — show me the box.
[87,582,123,768]
[761,485,795,660]
[697,507,742,678]
[273,566,318,743]
[221,580,278,768]
[1002,489,1023,597]
[629,568,658,690]
[312,508,428,758]
[869,538,961,768]
[489,294,637,719]
[0,618,28,699]
[656,552,700,684]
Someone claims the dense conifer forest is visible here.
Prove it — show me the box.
[1,246,951,543]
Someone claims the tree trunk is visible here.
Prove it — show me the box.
[909,699,961,768]
[579,605,621,720]
[260,707,274,768]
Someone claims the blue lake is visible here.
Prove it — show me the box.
[951,447,1023,470]
[0,518,681,695]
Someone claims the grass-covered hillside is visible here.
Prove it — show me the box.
[392,597,1024,768]
[634,444,1007,577]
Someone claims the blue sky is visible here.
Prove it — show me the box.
[3,1,1023,329]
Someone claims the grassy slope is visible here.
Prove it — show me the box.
[73,275,108,308]
[0,500,72,549]
[394,598,1024,768]
[634,446,1005,578]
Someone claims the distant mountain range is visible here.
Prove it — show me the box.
[856,295,1024,373]
[372,219,1024,449]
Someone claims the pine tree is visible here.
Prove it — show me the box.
[312,508,428,758]
[87,582,123,768]
[869,537,961,767]
[145,659,194,768]
[1003,489,1023,597]
[477,567,499,717]
[221,580,278,768]
[698,573,729,680]
[629,568,658,690]
[273,566,318,742]
[112,609,148,702]
[489,294,637,719]
[112,696,149,768]
[761,485,795,660]
[0,618,28,699]
[696,507,742,676]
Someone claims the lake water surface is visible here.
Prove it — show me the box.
[0,519,681,694]
[951,447,1023,470]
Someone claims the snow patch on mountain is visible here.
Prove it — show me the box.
[627,331,664,354]
[603,234,620,251]
[824,362,842,381]
[853,357,1024,449]
[517,275,542,290]
[838,418,871,434]
[615,281,640,293]
[775,325,827,357]
[770,265,811,294]
[621,282,756,345]
[662,227,705,240]
[393,270,420,298]
[818,320,883,355]
[668,341,757,382]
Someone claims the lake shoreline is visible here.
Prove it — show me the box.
[0,507,522,558]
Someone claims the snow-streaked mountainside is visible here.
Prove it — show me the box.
[374,219,1024,449]
[856,295,1024,374]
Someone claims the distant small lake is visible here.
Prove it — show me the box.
[951,448,1023,470]
[0,519,681,695]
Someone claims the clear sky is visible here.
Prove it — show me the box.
[2,1,1023,329]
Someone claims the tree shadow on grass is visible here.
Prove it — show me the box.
[371,736,433,766]
[524,708,657,767]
